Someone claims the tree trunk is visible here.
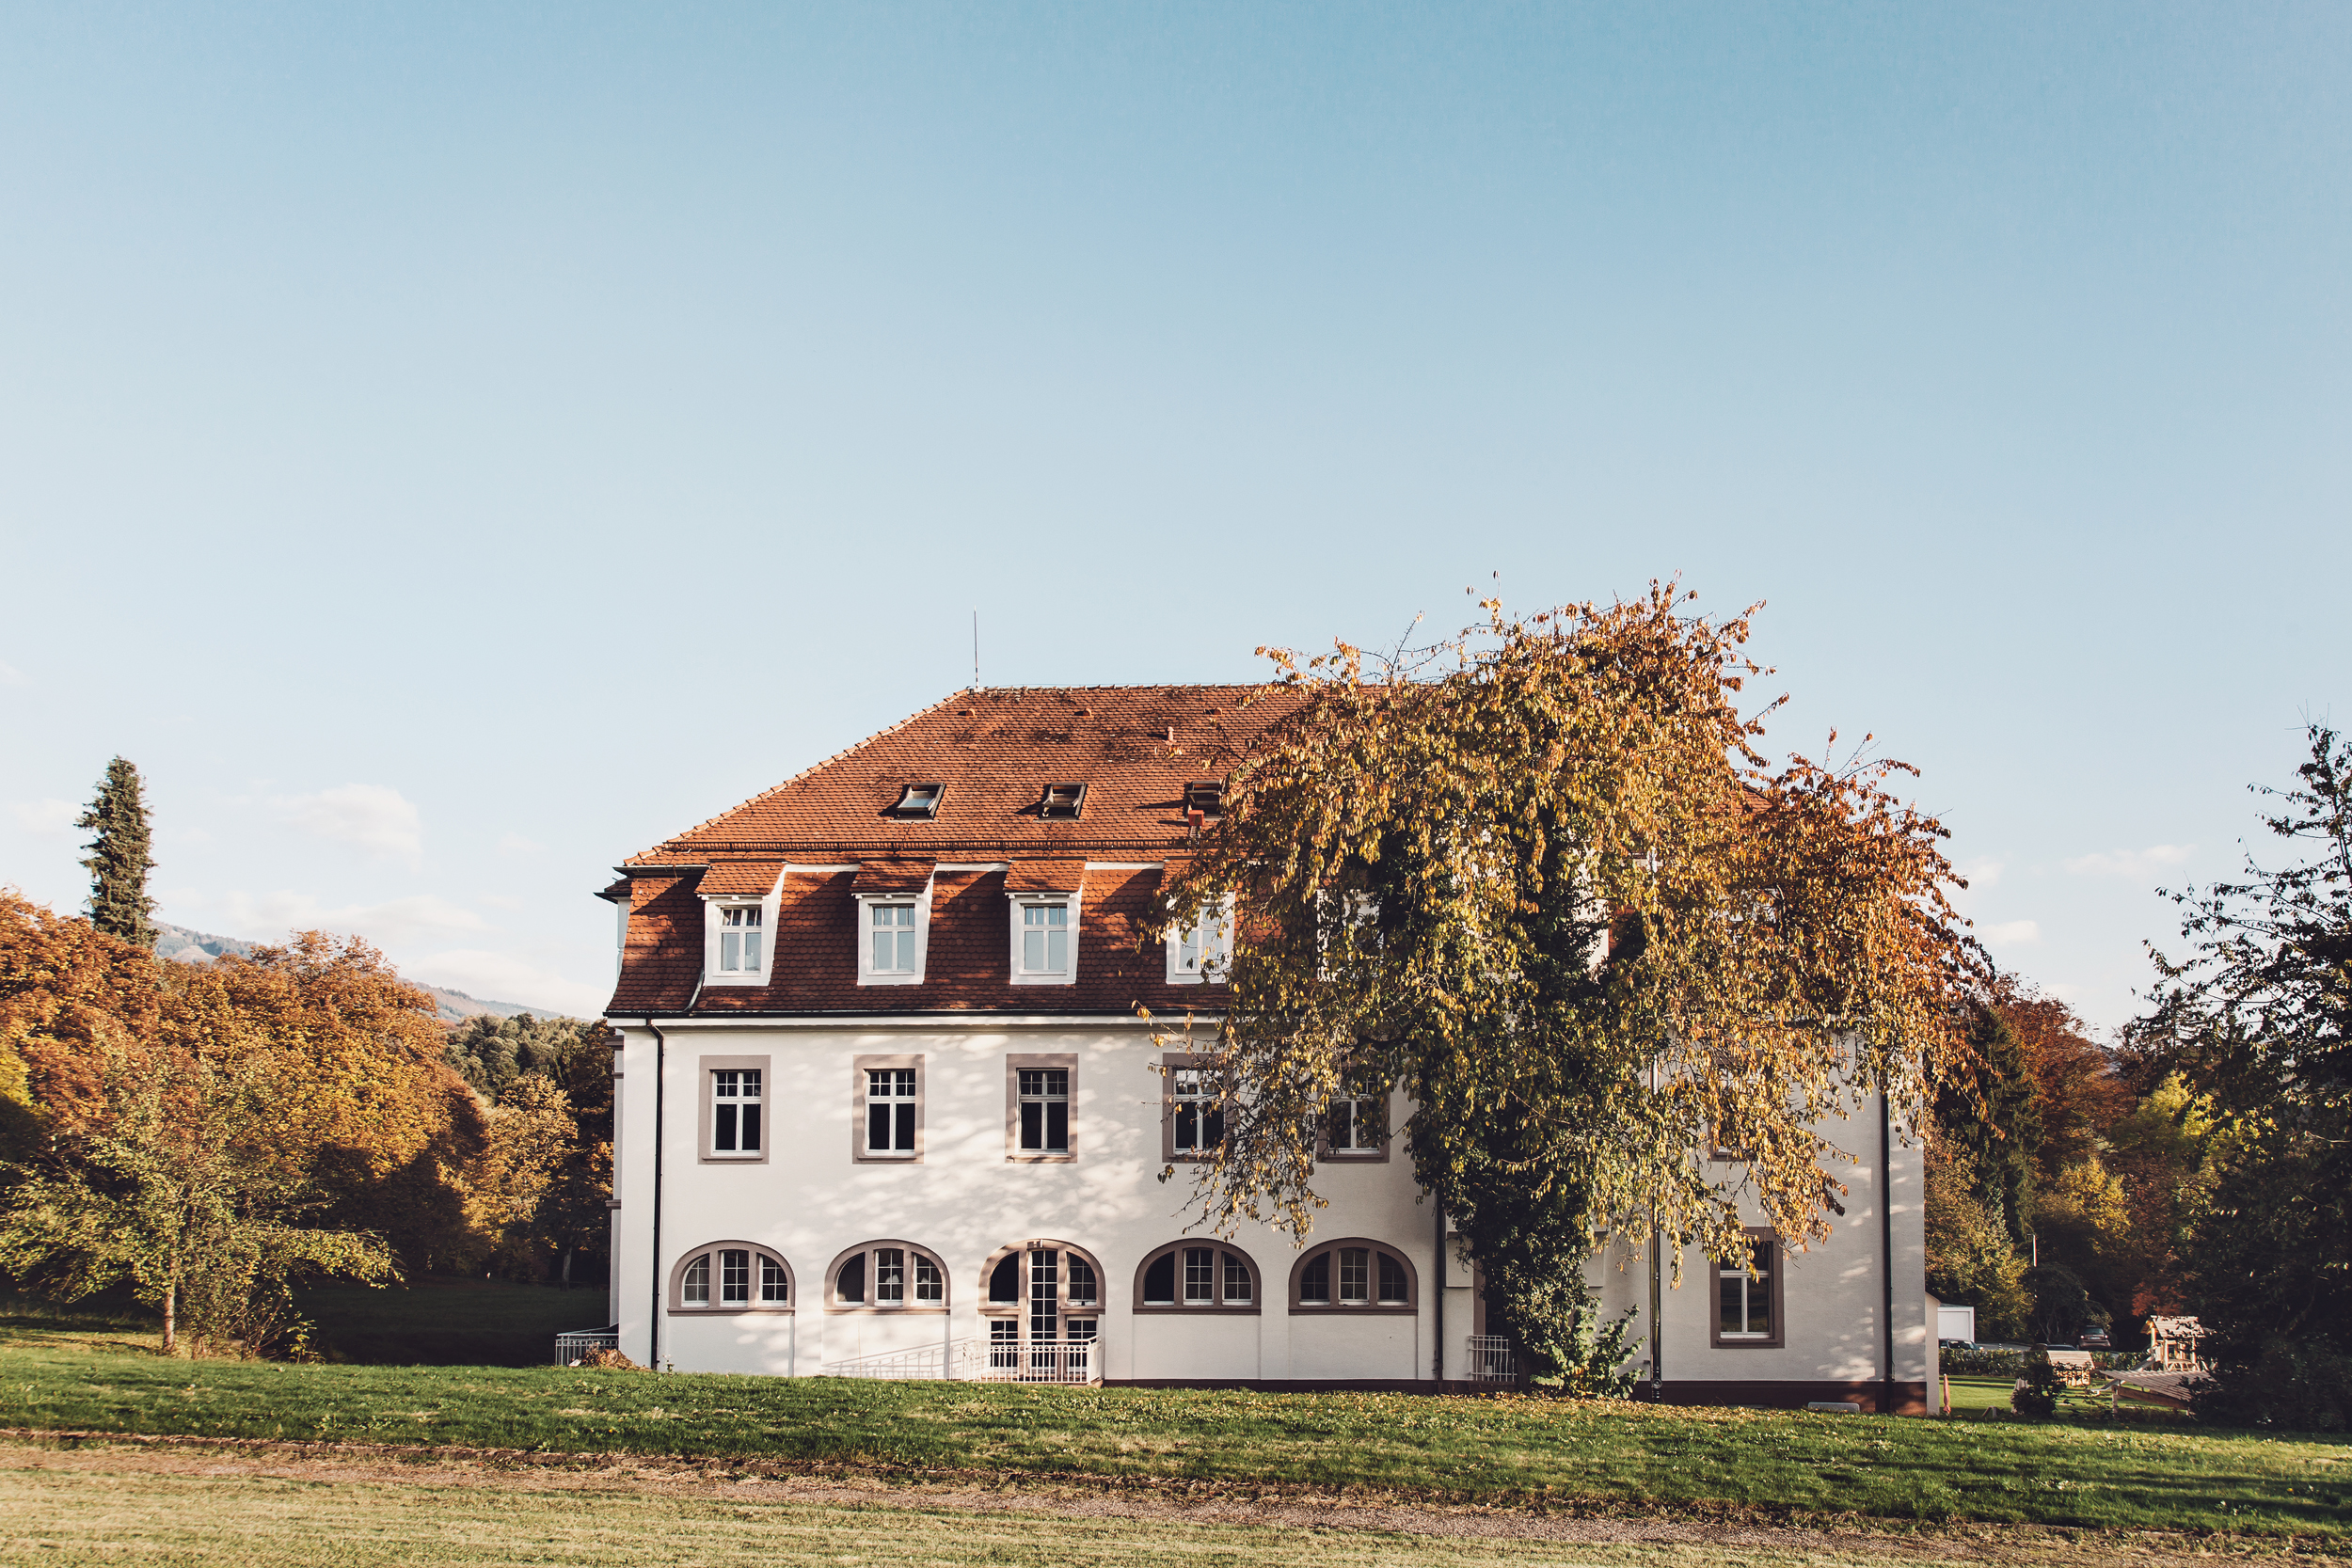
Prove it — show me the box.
[162,1281,176,1356]
[561,1247,573,1291]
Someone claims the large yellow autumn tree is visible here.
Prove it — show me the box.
[0,892,491,1349]
[1158,591,1979,1379]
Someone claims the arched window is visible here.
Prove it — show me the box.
[1288,1237,1416,1314]
[825,1240,948,1312]
[977,1241,1103,1380]
[1133,1241,1260,1313]
[667,1242,793,1314]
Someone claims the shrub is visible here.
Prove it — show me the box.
[2191,1338,2352,1432]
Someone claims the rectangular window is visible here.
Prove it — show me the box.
[1712,1230,1782,1346]
[719,906,764,973]
[914,1254,943,1304]
[1339,1246,1371,1304]
[1300,1252,1330,1304]
[875,1247,905,1305]
[1020,902,1070,974]
[853,1054,923,1163]
[711,1069,762,1155]
[721,1248,751,1305]
[1168,899,1232,983]
[1168,1062,1224,1158]
[1067,1256,1097,1306]
[1183,1247,1215,1304]
[1377,1252,1407,1304]
[1223,1250,1253,1303]
[870,903,916,974]
[990,1319,1019,1369]
[759,1256,788,1304]
[1019,1069,1069,1153]
[1005,1053,1076,1162]
[1327,1094,1386,1155]
[868,1069,917,1154]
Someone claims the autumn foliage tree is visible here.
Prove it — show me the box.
[0,890,503,1349]
[1156,591,1978,1377]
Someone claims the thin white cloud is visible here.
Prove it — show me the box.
[272,784,422,866]
[2063,844,2194,878]
[475,892,527,911]
[8,800,78,836]
[1979,919,2041,946]
[410,949,606,1018]
[215,891,489,949]
[1955,858,2005,892]
[0,662,27,688]
[497,832,545,857]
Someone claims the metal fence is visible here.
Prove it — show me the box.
[554,1329,620,1366]
[1465,1335,1517,1382]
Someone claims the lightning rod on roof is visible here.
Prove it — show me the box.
[972,610,979,690]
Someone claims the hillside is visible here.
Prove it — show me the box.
[152,922,566,1023]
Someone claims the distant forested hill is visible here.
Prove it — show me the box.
[152,922,564,1023]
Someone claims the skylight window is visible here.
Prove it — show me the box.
[892,783,945,819]
[1038,783,1087,819]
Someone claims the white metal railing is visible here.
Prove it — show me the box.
[818,1335,1100,1384]
[822,1339,961,1380]
[970,1336,1095,1385]
[1466,1335,1517,1381]
[554,1328,620,1366]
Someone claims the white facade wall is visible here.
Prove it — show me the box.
[610,1018,1926,1399]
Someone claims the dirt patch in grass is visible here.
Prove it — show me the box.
[0,1433,2325,1567]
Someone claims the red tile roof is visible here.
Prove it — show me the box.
[698,861,783,898]
[624,685,1295,863]
[604,685,1301,1018]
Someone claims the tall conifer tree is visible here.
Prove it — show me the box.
[77,757,156,948]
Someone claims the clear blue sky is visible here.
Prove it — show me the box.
[2,4,2344,1025]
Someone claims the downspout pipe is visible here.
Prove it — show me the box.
[1431,1198,1444,1389]
[1880,1088,1897,1416]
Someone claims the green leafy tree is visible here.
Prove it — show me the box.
[1923,1146,2028,1338]
[1158,592,1978,1377]
[1933,1002,2040,1246]
[76,757,155,948]
[446,1013,615,1286]
[0,1042,395,1355]
[2129,722,2352,1421]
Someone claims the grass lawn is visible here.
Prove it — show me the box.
[1941,1374,2196,1418]
[0,1444,2200,1568]
[0,1311,2344,1542]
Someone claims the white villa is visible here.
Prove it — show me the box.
[596,685,1931,1411]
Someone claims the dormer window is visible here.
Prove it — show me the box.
[1038,783,1087,819]
[869,903,917,975]
[1020,903,1070,974]
[719,906,763,973]
[892,783,945,819]
[1167,896,1233,985]
[852,862,937,987]
[1184,782,1224,819]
